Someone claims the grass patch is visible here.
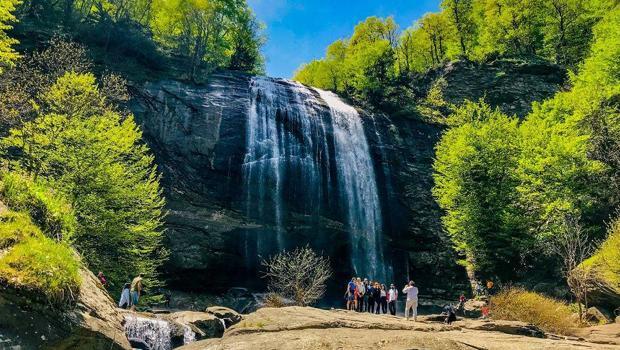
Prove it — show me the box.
[0,235,81,304]
[0,172,76,242]
[0,211,43,249]
[490,287,578,335]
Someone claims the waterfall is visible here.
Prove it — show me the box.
[242,77,331,258]
[124,316,196,350]
[317,89,385,281]
[125,316,172,350]
[242,77,386,281]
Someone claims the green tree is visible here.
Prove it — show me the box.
[471,0,545,59]
[433,101,526,280]
[150,0,263,78]
[294,16,397,103]
[441,0,475,57]
[0,0,19,74]
[2,72,166,291]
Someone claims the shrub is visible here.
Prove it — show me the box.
[261,246,332,306]
[0,235,81,304]
[490,287,578,335]
[0,172,76,242]
[0,211,43,249]
[263,293,286,308]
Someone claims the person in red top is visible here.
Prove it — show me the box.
[97,271,108,288]
[458,293,466,316]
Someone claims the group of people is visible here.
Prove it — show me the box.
[345,278,419,321]
[118,273,144,310]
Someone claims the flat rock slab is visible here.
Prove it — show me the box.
[178,306,620,350]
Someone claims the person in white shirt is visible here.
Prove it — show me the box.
[402,281,419,321]
[118,283,131,309]
[387,284,398,315]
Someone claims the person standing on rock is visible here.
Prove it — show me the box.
[373,282,381,314]
[130,273,144,311]
[345,277,357,311]
[366,281,376,313]
[403,281,418,321]
[362,278,370,311]
[379,284,388,314]
[356,278,365,312]
[387,284,398,315]
[119,283,131,309]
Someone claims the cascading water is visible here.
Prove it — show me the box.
[124,316,196,350]
[318,89,385,280]
[242,77,332,260]
[125,316,172,350]
[242,76,387,281]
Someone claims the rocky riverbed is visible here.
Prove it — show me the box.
[179,306,620,350]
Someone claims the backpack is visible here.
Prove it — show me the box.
[348,281,356,294]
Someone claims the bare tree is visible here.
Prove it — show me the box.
[261,246,332,307]
[548,215,596,322]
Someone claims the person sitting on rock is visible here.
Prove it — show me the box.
[443,304,457,324]
[119,283,131,309]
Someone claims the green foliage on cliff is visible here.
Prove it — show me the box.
[0,233,80,304]
[0,211,40,248]
[581,219,620,296]
[1,71,167,292]
[0,196,81,305]
[433,6,620,281]
[293,0,617,108]
[0,172,77,241]
[14,0,265,78]
[0,0,19,74]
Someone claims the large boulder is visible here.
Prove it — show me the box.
[177,306,613,350]
[586,307,612,325]
[166,311,225,339]
[206,306,243,327]
[0,268,131,349]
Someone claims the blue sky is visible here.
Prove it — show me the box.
[247,0,440,78]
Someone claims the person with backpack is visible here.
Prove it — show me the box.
[130,273,144,311]
[387,284,398,315]
[344,277,357,311]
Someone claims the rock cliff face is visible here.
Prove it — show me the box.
[0,268,130,349]
[416,58,567,117]
[130,60,565,300]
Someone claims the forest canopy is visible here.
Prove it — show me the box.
[433,4,620,283]
[13,0,265,79]
[293,0,617,107]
